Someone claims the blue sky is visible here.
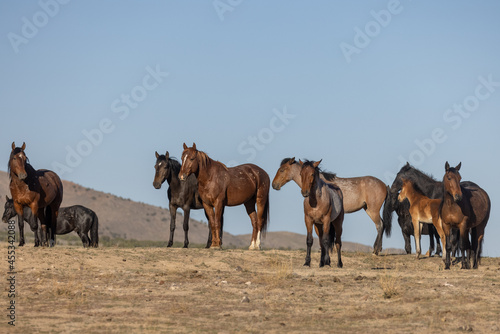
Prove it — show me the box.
[1,1,499,256]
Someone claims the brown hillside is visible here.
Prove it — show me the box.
[0,170,388,252]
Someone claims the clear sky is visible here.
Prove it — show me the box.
[1,1,499,256]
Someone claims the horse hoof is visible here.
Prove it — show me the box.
[303,262,311,267]
[337,262,343,268]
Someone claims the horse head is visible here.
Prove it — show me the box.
[272,157,296,190]
[9,142,28,180]
[444,161,462,202]
[299,159,321,198]
[2,196,16,224]
[179,143,199,181]
[153,151,170,189]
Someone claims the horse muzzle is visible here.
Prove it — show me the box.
[454,194,463,202]
[272,182,281,191]
[18,172,27,180]
[301,190,310,198]
[153,181,162,189]
[179,173,186,181]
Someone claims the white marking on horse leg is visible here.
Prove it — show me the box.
[256,231,261,250]
[249,240,256,250]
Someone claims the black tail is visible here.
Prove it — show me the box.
[261,196,270,236]
[90,212,99,247]
[328,221,336,253]
[382,185,393,237]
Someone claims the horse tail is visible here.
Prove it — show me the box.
[382,185,393,237]
[328,220,336,253]
[261,195,270,236]
[90,212,99,248]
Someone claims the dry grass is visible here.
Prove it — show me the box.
[2,245,500,333]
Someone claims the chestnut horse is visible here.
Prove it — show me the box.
[397,179,446,261]
[272,157,391,255]
[8,142,63,246]
[440,162,490,269]
[178,143,270,249]
[299,160,344,268]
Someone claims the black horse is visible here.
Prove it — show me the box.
[153,151,217,248]
[388,163,444,256]
[3,196,98,247]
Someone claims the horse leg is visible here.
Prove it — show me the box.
[403,230,412,254]
[182,206,191,248]
[36,208,48,247]
[473,224,485,269]
[316,224,326,267]
[412,218,422,259]
[17,213,25,247]
[459,223,470,269]
[212,202,224,248]
[254,194,269,250]
[47,206,57,247]
[202,203,218,248]
[304,216,314,267]
[427,225,435,257]
[366,208,383,255]
[244,200,259,250]
[167,204,177,247]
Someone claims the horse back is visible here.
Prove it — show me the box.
[461,182,491,227]
[225,164,270,206]
[35,169,63,208]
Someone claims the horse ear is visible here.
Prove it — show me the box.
[5,195,9,201]
[11,142,15,150]
[456,162,461,171]
[155,151,159,159]
[298,159,304,166]
[183,143,188,150]
[192,142,197,150]
[445,161,450,171]
[313,160,322,168]
[405,162,410,167]
[165,151,169,160]
[289,157,296,165]
[21,142,26,150]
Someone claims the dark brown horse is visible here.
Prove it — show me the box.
[440,162,490,269]
[272,157,391,255]
[8,142,63,247]
[299,160,344,268]
[153,151,213,248]
[178,143,270,249]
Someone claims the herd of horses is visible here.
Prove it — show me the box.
[4,141,491,271]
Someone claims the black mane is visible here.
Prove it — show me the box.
[157,154,181,175]
[302,159,337,180]
[280,157,295,166]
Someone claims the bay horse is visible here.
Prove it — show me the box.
[299,160,344,268]
[8,142,63,247]
[397,179,446,261]
[440,162,490,269]
[272,157,391,255]
[178,143,270,249]
[153,151,213,248]
[3,197,98,247]
[389,163,444,256]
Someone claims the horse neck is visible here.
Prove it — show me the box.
[166,160,181,187]
[290,163,302,187]
[196,154,219,185]
[403,185,421,206]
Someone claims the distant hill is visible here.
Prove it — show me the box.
[0,170,400,252]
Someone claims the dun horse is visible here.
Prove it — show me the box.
[178,143,270,249]
[299,160,344,268]
[8,142,63,247]
[440,162,490,269]
[153,151,213,248]
[272,157,390,255]
[3,197,98,247]
[397,179,446,261]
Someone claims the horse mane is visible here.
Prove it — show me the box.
[302,159,337,180]
[280,157,295,166]
[397,163,437,184]
[198,150,228,171]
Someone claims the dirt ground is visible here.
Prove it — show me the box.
[2,244,500,333]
